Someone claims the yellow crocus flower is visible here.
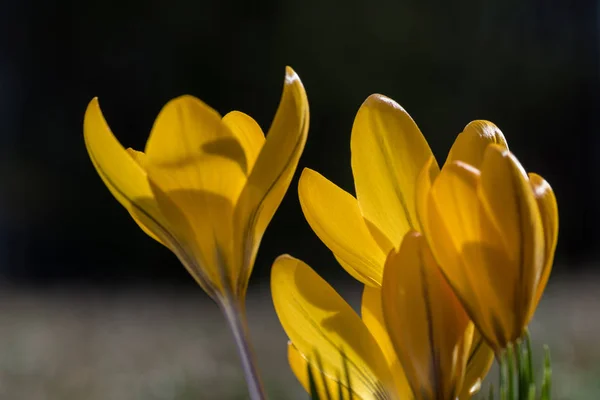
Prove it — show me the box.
[417,145,558,353]
[83,67,309,399]
[297,94,500,387]
[298,94,506,288]
[272,231,485,400]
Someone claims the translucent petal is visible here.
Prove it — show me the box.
[528,173,558,313]
[459,329,494,399]
[271,255,394,399]
[299,168,386,286]
[446,120,508,169]
[382,231,473,400]
[478,146,545,341]
[351,94,437,246]
[84,98,216,296]
[222,110,265,174]
[142,95,248,292]
[361,287,413,398]
[235,67,309,296]
[288,342,365,400]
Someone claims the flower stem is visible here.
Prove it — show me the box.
[220,297,267,400]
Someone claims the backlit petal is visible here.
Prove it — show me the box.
[459,330,494,399]
[222,111,266,174]
[382,232,472,400]
[84,99,177,251]
[446,120,508,169]
[124,148,167,246]
[424,160,518,352]
[362,287,412,398]
[142,95,248,293]
[478,145,545,341]
[299,168,387,286]
[351,94,437,246]
[415,156,440,232]
[528,173,558,313]
[235,67,309,296]
[288,342,363,400]
[271,255,394,399]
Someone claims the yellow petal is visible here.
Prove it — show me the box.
[459,330,494,399]
[415,156,440,233]
[423,161,506,349]
[528,173,558,312]
[234,66,309,296]
[84,98,162,232]
[478,146,545,340]
[271,255,394,399]
[298,168,387,286]
[288,342,363,400]
[142,95,248,293]
[361,287,413,398]
[351,94,437,246]
[222,111,266,174]
[84,99,217,297]
[382,231,473,400]
[446,120,508,169]
[123,148,167,246]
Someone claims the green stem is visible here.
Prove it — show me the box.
[220,297,267,400]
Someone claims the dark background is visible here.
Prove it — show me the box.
[1,0,598,286]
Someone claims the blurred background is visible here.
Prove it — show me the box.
[0,0,599,398]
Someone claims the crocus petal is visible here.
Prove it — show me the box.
[459,330,494,399]
[446,120,508,169]
[415,156,440,233]
[478,145,545,340]
[298,168,387,286]
[351,94,437,247]
[427,159,521,352]
[423,161,505,350]
[84,98,219,297]
[382,231,473,400]
[84,99,165,240]
[288,342,362,400]
[271,255,394,399]
[361,287,413,398]
[528,173,558,313]
[124,148,167,246]
[222,111,266,174]
[141,95,248,293]
[232,67,309,297]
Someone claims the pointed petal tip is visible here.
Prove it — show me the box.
[362,93,404,111]
[285,66,300,84]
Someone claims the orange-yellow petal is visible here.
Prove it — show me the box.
[221,110,266,174]
[446,120,508,169]
[298,168,387,286]
[234,67,309,296]
[528,173,558,312]
[288,342,363,400]
[478,146,545,340]
[83,98,216,296]
[423,161,505,349]
[459,330,494,399]
[141,95,247,293]
[382,231,473,400]
[361,286,412,398]
[415,156,440,233]
[351,94,437,247]
[271,255,394,399]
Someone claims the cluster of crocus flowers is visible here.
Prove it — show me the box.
[85,66,557,399]
[84,67,309,400]
[275,94,558,399]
